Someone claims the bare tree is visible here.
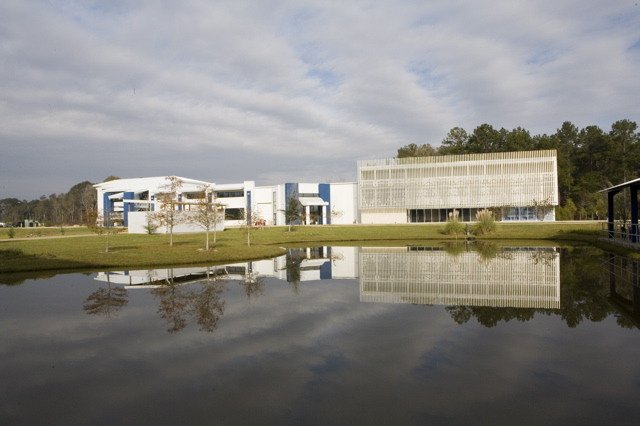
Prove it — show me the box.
[240,208,263,247]
[190,184,224,250]
[88,209,120,253]
[330,206,343,223]
[531,197,553,221]
[154,176,184,247]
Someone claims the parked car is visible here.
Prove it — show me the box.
[0,222,6,227]
[15,220,42,228]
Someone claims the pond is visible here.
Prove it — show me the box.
[2,244,640,425]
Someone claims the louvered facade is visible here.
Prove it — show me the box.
[357,150,558,223]
[359,247,560,309]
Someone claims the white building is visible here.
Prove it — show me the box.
[206,181,358,227]
[94,149,558,233]
[358,150,558,223]
[94,176,358,232]
[94,176,222,233]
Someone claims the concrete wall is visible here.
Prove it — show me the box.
[360,209,406,224]
[253,185,277,225]
[330,183,358,224]
[298,182,319,194]
[127,211,225,234]
[330,246,359,278]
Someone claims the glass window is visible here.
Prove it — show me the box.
[225,208,245,220]
[215,191,245,198]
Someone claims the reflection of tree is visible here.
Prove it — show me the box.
[443,247,616,328]
[151,273,226,333]
[192,281,225,332]
[442,242,467,258]
[557,247,610,327]
[152,282,189,333]
[615,314,636,329]
[473,241,511,263]
[330,251,344,266]
[239,272,264,300]
[445,305,539,327]
[529,249,558,266]
[83,276,128,317]
[285,249,305,294]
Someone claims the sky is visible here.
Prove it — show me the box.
[1,0,639,199]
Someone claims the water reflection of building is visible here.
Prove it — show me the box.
[605,253,640,326]
[95,246,360,287]
[95,246,561,310]
[359,247,560,309]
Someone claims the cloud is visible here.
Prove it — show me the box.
[1,0,639,197]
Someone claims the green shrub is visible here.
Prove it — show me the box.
[473,209,496,235]
[144,213,159,235]
[474,241,499,261]
[442,210,465,238]
[556,199,577,221]
[443,216,465,237]
[443,241,467,257]
[7,227,15,238]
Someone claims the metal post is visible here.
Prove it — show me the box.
[631,186,639,243]
[607,191,616,238]
[634,260,640,316]
[609,253,616,295]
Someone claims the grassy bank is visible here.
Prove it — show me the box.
[0,222,603,274]
[0,226,94,240]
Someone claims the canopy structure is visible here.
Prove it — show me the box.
[299,197,329,207]
[600,178,640,242]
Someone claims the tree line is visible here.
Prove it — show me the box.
[0,181,97,226]
[0,176,121,226]
[2,119,637,225]
[397,119,640,220]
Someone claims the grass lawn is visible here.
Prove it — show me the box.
[0,226,94,240]
[0,222,605,274]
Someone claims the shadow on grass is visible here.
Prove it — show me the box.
[0,248,96,284]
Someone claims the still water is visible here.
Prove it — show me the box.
[2,244,640,425]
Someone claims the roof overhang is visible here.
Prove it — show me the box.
[599,178,640,194]
[299,197,329,207]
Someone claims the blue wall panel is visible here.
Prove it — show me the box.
[284,183,300,225]
[319,183,331,224]
[246,190,252,225]
[123,192,134,227]
[103,193,113,226]
[320,260,332,279]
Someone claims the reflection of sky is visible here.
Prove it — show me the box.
[2,273,640,424]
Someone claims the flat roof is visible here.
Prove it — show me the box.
[599,178,640,193]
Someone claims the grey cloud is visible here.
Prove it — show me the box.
[1,0,639,198]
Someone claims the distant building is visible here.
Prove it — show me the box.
[94,177,358,232]
[94,149,559,233]
[358,150,558,223]
[94,176,217,233]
